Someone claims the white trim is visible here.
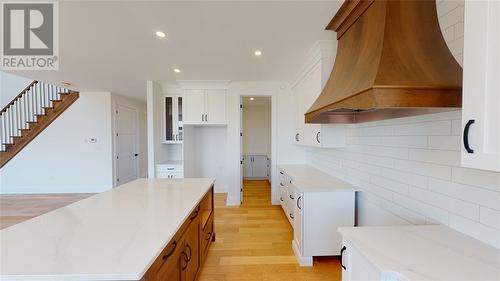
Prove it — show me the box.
[290,40,335,89]
[177,80,231,90]
[292,240,313,267]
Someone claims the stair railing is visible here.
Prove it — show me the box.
[0,81,71,152]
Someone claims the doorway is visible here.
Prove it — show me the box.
[240,96,272,203]
[115,104,139,186]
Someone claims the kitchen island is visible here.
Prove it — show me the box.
[0,178,215,281]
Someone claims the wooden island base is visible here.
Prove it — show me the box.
[142,185,214,281]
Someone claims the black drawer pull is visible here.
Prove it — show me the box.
[289,194,294,200]
[463,119,475,153]
[280,182,284,186]
[280,171,284,175]
[297,196,302,210]
[190,209,199,220]
[162,241,177,260]
[289,213,294,220]
[340,246,347,270]
[280,197,283,202]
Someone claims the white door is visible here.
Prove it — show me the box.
[205,90,226,125]
[252,155,268,178]
[115,105,138,185]
[240,100,244,203]
[183,90,205,125]
[461,1,500,172]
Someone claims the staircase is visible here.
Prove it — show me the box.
[0,81,79,168]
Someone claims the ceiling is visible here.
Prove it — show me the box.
[9,1,342,101]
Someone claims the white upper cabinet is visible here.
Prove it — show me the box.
[292,41,347,148]
[461,1,500,172]
[183,89,227,125]
[163,95,183,143]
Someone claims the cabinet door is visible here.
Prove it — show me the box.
[183,90,205,125]
[165,96,175,141]
[176,96,183,141]
[243,156,253,178]
[341,241,381,281]
[205,90,226,125]
[252,155,268,178]
[182,216,200,281]
[461,1,500,172]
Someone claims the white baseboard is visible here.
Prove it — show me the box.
[292,240,313,267]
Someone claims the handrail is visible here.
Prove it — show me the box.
[0,80,38,114]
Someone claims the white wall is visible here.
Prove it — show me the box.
[112,94,148,180]
[243,103,271,156]
[301,0,500,249]
[0,92,114,193]
[146,81,170,178]
[0,72,32,108]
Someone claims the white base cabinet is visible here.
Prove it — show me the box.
[243,155,269,179]
[279,166,356,266]
[156,162,184,179]
[341,240,382,281]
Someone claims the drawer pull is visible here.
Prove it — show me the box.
[289,194,294,200]
[280,171,284,175]
[181,251,188,271]
[340,246,347,270]
[280,197,283,202]
[297,196,302,210]
[190,209,199,220]
[280,182,284,187]
[162,241,177,260]
[185,244,192,261]
[167,168,175,170]
[289,213,294,220]
[205,231,212,241]
[463,119,475,153]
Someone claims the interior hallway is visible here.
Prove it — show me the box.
[198,180,341,281]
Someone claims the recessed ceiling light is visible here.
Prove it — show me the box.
[254,50,262,56]
[250,97,255,101]
[155,31,166,38]
[173,68,181,73]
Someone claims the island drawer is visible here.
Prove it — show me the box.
[201,213,214,260]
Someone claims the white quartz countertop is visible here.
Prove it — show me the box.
[0,178,215,281]
[279,164,357,192]
[339,225,500,281]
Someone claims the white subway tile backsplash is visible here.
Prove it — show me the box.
[480,207,500,230]
[441,26,455,42]
[428,136,461,151]
[452,167,500,192]
[381,168,428,189]
[451,119,462,135]
[371,175,409,195]
[393,194,449,225]
[449,215,500,249]
[393,159,452,180]
[409,149,461,166]
[429,178,500,210]
[382,136,428,148]
[394,120,451,136]
[409,186,479,220]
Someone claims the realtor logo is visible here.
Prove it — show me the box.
[1,2,59,70]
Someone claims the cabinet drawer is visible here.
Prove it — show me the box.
[201,213,214,260]
[156,171,184,179]
[156,165,183,172]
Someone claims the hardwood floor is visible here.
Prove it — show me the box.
[0,193,93,229]
[0,180,341,280]
[198,180,341,281]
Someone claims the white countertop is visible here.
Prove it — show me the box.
[0,178,215,281]
[279,164,357,192]
[339,225,500,281]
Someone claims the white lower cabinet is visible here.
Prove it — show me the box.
[243,155,269,179]
[156,163,184,179]
[341,241,381,281]
[279,166,356,266]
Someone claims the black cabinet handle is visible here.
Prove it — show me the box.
[463,119,475,153]
[134,153,138,157]
[162,241,177,260]
[340,246,347,270]
[297,196,302,210]
[280,182,284,187]
[280,197,283,202]
[280,171,284,175]
[289,213,294,220]
[316,131,320,143]
[289,194,294,200]
[295,133,300,142]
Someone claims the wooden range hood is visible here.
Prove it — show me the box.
[305,0,463,124]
